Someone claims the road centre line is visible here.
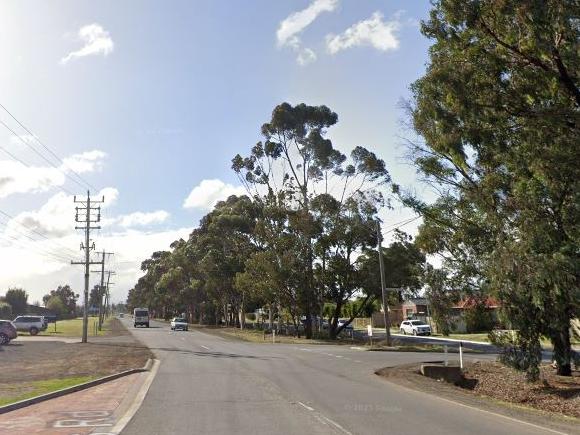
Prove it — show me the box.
[297,401,314,411]
[296,401,352,435]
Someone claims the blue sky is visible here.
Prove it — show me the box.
[0,1,434,303]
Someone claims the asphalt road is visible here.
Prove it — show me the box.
[120,318,569,435]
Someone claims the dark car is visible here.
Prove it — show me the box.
[0,320,18,344]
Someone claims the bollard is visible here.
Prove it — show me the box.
[272,329,276,344]
[444,344,448,367]
[459,341,463,369]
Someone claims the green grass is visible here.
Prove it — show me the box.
[0,376,96,406]
[19,317,112,337]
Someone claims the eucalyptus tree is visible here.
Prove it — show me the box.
[403,0,579,377]
[232,102,391,338]
[191,195,260,326]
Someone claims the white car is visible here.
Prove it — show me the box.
[12,315,47,335]
[170,317,188,331]
[400,320,431,336]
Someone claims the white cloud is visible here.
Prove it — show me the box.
[277,0,338,66]
[117,210,170,228]
[6,187,118,240]
[0,149,106,199]
[10,134,38,147]
[0,161,65,198]
[297,48,317,66]
[61,150,107,174]
[61,23,114,65]
[183,179,246,210]
[277,0,338,46]
[326,12,400,54]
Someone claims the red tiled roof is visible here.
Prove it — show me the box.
[452,296,500,309]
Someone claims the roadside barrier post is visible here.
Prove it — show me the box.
[444,345,448,366]
[272,329,275,344]
[459,341,463,369]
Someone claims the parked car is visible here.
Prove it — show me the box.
[170,317,188,331]
[0,320,17,344]
[399,319,431,336]
[337,319,354,330]
[12,316,47,335]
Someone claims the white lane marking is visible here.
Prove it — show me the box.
[320,415,354,435]
[109,359,160,434]
[200,345,210,350]
[297,401,315,411]
[296,402,353,435]
[354,360,362,363]
[335,355,343,358]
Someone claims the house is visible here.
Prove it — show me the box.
[401,298,429,320]
[450,296,501,333]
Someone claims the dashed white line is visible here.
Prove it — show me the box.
[296,401,353,435]
[297,401,315,411]
[200,345,210,350]
[321,415,353,435]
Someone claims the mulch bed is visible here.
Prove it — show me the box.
[458,361,580,418]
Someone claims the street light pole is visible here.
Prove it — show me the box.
[376,220,391,346]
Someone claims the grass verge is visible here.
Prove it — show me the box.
[0,375,95,406]
[18,317,112,338]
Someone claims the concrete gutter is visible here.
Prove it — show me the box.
[0,358,154,415]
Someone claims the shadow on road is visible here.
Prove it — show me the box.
[88,341,277,360]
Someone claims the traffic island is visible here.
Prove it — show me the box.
[420,364,463,384]
[376,361,580,422]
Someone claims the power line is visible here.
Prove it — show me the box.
[0,232,72,263]
[0,102,96,191]
[0,208,79,257]
[382,216,422,234]
[0,119,86,193]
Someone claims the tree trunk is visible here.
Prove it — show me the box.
[552,325,572,376]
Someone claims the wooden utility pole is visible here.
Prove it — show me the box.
[376,220,391,346]
[91,251,113,330]
[71,191,104,343]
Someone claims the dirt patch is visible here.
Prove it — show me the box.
[376,361,580,421]
[0,319,152,403]
[458,361,580,418]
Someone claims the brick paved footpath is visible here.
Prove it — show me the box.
[0,372,145,435]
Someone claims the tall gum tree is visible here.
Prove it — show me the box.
[402,0,579,377]
[232,103,391,338]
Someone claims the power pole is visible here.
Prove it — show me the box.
[71,191,104,343]
[376,220,391,346]
[91,251,113,330]
[104,271,115,319]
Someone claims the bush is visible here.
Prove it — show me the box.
[0,301,12,318]
[464,301,495,333]
[489,329,542,381]
[246,313,256,322]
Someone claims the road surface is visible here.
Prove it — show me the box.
[120,318,572,435]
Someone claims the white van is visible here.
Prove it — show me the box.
[133,308,150,328]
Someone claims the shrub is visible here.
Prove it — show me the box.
[0,301,12,318]
[489,329,542,381]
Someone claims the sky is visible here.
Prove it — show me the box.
[0,0,435,305]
